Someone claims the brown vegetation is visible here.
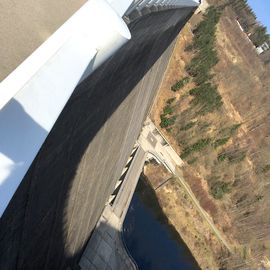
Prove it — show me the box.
[149,2,270,269]
[144,163,225,270]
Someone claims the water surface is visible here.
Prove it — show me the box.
[123,177,200,270]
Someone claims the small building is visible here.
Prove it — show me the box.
[256,42,270,55]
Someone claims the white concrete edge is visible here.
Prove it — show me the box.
[0,0,131,217]
[0,0,132,110]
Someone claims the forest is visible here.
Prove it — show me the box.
[224,0,269,46]
[153,2,270,268]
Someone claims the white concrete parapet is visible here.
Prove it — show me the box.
[0,0,132,217]
[127,0,199,13]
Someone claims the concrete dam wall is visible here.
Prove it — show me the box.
[0,7,195,270]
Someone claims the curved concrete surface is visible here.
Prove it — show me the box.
[0,7,195,270]
[0,0,131,217]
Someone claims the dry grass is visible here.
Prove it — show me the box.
[150,5,270,268]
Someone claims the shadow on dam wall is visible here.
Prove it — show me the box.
[0,7,195,270]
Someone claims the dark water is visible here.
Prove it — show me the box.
[122,177,200,270]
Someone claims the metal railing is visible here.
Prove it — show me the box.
[125,0,199,16]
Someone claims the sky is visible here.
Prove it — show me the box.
[247,0,270,33]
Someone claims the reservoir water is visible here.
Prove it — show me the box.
[122,177,200,270]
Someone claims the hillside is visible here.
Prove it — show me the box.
[148,3,270,269]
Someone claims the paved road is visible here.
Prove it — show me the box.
[0,8,195,270]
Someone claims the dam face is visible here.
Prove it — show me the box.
[0,7,195,270]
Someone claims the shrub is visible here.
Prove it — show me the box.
[180,138,211,159]
[187,157,198,165]
[211,181,231,199]
[163,105,174,115]
[217,153,228,162]
[180,121,196,131]
[189,83,223,114]
[213,137,230,148]
[160,115,176,128]
[255,195,264,202]
[243,246,247,260]
[262,164,270,173]
[219,123,241,137]
[230,123,241,135]
[166,98,176,105]
[199,121,211,131]
[171,77,190,92]
[217,150,246,163]
[185,44,193,52]
[228,151,246,163]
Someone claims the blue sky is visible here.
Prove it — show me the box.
[247,0,270,33]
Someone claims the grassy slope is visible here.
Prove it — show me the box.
[150,3,270,269]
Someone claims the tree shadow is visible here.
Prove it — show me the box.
[0,7,196,270]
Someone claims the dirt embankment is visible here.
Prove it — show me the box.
[148,4,270,270]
